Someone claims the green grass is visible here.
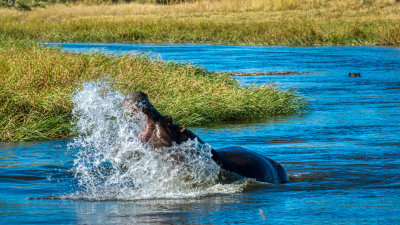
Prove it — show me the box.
[0,40,307,142]
[2,18,399,45]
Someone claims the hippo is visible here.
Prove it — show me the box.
[349,73,361,77]
[123,91,289,184]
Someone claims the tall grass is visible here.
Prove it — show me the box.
[1,0,400,45]
[0,40,306,141]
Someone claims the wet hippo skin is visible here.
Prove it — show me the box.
[123,91,289,184]
[211,147,289,183]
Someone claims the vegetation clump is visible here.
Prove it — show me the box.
[0,41,307,141]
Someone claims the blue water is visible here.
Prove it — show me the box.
[1,43,400,224]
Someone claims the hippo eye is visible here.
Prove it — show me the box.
[165,115,173,124]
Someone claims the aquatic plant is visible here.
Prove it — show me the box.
[0,41,306,141]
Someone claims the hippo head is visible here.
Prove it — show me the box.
[123,91,203,148]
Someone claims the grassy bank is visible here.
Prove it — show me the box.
[0,40,306,142]
[1,0,400,45]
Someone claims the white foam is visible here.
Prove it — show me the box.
[65,80,254,201]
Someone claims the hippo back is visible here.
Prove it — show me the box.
[211,146,289,184]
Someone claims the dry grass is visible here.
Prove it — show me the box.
[1,0,400,45]
[2,0,399,20]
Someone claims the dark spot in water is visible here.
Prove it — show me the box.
[387,83,400,89]
[349,73,361,77]
[234,136,306,145]
[232,71,304,76]
[26,196,56,201]
[369,142,400,147]
[0,176,44,181]
[289,175,316,182]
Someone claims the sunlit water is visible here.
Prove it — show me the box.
[1,44,400,224]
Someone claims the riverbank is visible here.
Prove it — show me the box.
[0,40,306,141]
[1,0,400,45]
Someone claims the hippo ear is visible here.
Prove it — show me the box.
[180,125,186,133]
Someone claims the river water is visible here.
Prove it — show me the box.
[1,44,400,224]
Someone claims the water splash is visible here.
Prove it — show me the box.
[65,80,254,201]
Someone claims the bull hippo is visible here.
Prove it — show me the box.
[123,91,289,184]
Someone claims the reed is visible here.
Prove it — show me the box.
[0,41,306,141]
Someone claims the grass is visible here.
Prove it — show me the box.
[0,40,307,142]
[1,0,400,45]
[5,0,397,141]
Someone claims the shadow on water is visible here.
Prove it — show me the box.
[2,44,400,224]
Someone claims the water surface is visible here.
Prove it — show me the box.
[1,44,400,224]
